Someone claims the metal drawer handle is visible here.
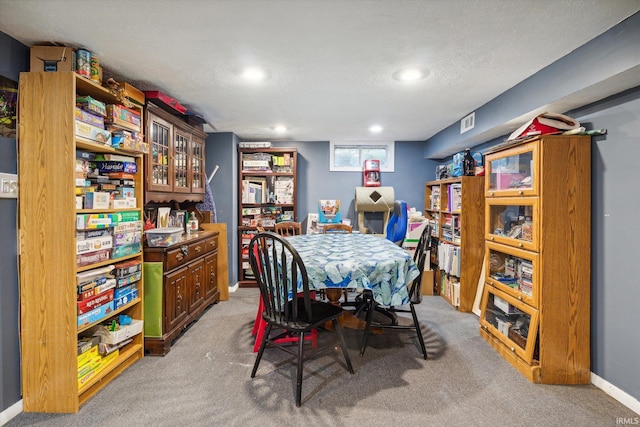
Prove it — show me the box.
[181,246,189,256]
[194,245,202,253]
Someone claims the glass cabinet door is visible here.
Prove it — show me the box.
[480,286,539,364]
[148,114,173,193]
[190,136,206,194]
[486,197,538,251]
[485,241,538,308]
[173,128,189,193]
[485,141,538,197]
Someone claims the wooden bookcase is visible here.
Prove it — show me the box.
[18,72,145,412]
[479,135,591,384]
[424,176,484,311]
[237,147,297,286]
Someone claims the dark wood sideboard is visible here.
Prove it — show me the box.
[143,230,219,356]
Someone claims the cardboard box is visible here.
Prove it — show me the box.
[76,249,111,268]
[75,120,111,145]
[76,235,113,255]
[77,301,115,328]
[98,319,143,345]
[119,82,145,106]
[420,269,435,296]
[75,107,105,128]
[30,45,76,72]
[145,90,187,114]
[84,191,111,210]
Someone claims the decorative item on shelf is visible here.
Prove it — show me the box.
[144,90,187,115]
[187,212,199,235]
[75,48,91,80]
[363,159,381,187]
[463,149,475,176]
[507,112,580,141]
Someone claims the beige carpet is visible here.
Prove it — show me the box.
[6,287,637,427]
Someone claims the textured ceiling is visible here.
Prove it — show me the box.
[1,0,639,146]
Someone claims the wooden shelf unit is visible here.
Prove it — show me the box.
[424,176,484,311]
[18,71,145,413]
[479,135,591,384]
[237,147,297,286]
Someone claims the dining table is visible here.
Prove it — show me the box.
[286,233,419,311]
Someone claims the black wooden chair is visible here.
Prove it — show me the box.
[249,231,354,406]
[358,224,432,359]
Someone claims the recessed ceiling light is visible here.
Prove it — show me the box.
[241,67,266,81]
[274,125,287,133]
[393,68,426,82]
[370,125,383,133]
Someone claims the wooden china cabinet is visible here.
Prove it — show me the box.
[144,102,207,203]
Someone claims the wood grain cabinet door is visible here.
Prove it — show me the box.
[204,252,218,299]
[164,267,189,332]
[188,258,205,312]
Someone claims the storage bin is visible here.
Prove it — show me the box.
[145,227,184,247]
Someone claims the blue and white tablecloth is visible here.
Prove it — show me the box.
[287,233,419,307]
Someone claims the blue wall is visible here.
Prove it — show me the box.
[204,136,436,284]
[0,31,27,416]
[421,13,640,405]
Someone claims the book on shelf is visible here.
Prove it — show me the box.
[274,176,294,204]
[448,183,462,212]
[241,178,267,204]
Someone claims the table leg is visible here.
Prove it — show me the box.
[323,288,367,330]
[325,289,343,306]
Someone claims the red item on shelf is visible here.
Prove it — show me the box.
[144,90,187,115]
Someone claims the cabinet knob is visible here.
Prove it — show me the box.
[518,295,522,301]
[489,191,494,196]
[490,236,494,241]
[518,190,524,195]
[510,347,515,352]
[518,242,523,247]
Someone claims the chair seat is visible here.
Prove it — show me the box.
[264,299,345,331]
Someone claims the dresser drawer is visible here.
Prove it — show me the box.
[166,244,192,271]
[205,236,218,252]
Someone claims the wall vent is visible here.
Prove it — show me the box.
[460,112,475,134]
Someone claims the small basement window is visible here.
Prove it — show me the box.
[329,141,395,172]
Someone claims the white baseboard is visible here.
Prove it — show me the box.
[592,372,640,415]
[229,283,239,293]
[0,399,22,426]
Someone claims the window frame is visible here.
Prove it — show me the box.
[329,141,395,172]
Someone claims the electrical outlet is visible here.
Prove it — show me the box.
[0,172,18,199]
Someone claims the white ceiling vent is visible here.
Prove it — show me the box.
[460,112,475,134]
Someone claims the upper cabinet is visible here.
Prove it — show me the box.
[145,102,207,203]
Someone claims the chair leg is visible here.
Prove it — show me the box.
[251,323,272,378]
[251,296,264,336]
[295,331,305,407]
[253,317,267,353]
[333,318,354,374]
[359,298,376,357]
[410,303,428,360]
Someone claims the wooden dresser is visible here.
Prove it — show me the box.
[143,230,219,355]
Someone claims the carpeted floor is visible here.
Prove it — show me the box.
[6,287,637,427]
